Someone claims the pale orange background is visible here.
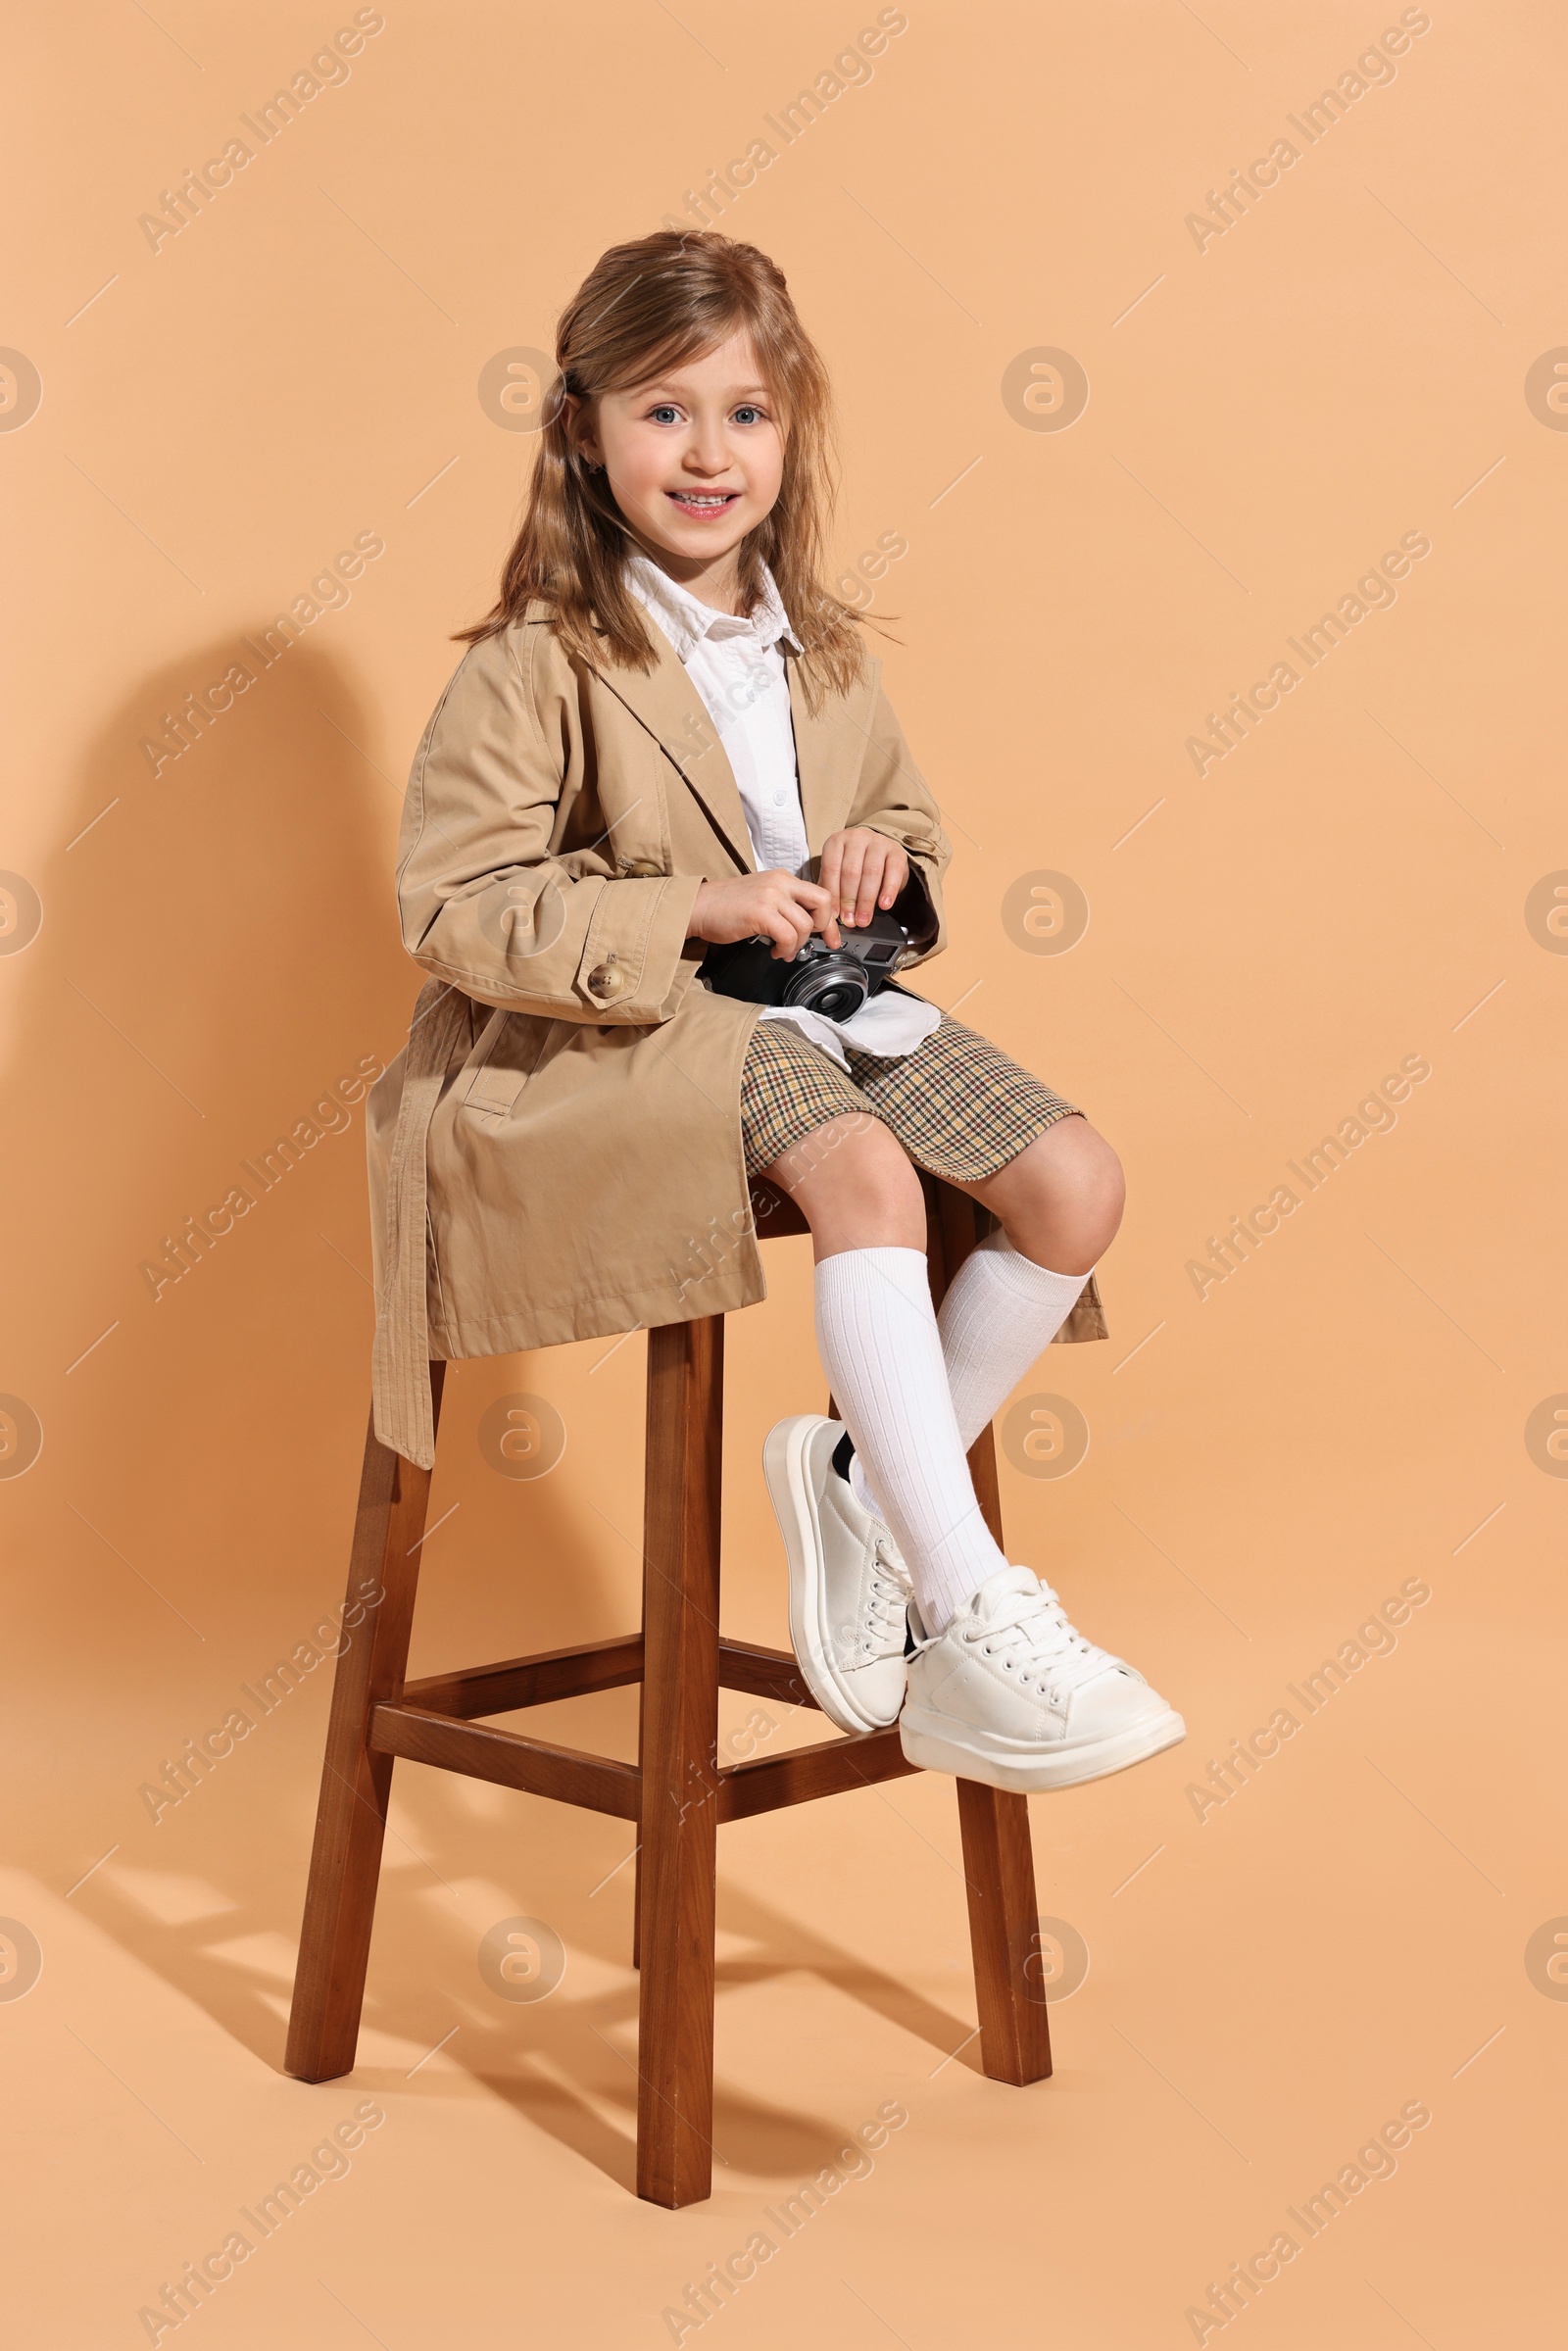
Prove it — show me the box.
[3,3,1563,2343]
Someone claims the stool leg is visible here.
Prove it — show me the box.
[956,1417,1053,2083]
[630,1734,643,1971]
[925,1182,1054,2086]
[284,1365,446,2082]
[635,1316,723,2208]
[956,1777,1054,2084]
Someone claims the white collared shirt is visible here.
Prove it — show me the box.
[623,551,940,1072]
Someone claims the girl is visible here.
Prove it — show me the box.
[368,230,1183,1794]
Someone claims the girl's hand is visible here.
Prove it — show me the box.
[688,870,842,960]
[819,827,909,929]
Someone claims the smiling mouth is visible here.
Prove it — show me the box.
[665,490,741,516]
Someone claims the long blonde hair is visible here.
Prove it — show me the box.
[458,230,874,708]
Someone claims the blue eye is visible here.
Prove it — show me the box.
[733,405,763,424]
[650,404,681,423]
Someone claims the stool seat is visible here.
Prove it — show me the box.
[285,1175,1052,2207]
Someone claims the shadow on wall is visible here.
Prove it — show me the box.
[4,626,627,2064]
[1,631,414,1616]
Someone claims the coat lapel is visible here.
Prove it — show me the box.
[588,622,871,874]
[588,630,756,875]
[787,656,866,858]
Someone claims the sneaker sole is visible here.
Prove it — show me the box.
[898,1702,1186,1792]
[762,1414,889,1738]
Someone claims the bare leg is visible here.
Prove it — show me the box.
[953,1113,1125,1275]
[759,1112,926,1259]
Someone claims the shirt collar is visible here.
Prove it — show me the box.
[623,549,802,661]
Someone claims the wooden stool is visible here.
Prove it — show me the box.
[284,1175,1051,2207]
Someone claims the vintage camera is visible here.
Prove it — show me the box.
[698,906,916,1023]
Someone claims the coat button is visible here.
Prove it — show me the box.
[620,857,664,878]
[588,962,625,997]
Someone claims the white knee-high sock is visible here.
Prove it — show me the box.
[814,1247,1006,1636]
[939,1229,1092,1445]
[848,1231,1090,1521]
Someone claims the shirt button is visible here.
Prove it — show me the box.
[771,791,785,807]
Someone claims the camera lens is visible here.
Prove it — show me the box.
[783,954,869,1021]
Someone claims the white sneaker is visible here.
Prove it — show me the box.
[762,1415,912,1734]
[900,1563,1185,1791]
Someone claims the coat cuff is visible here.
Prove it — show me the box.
[572,872,707,1020]
[866,835,945,956]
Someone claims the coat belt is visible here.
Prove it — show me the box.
[370,978,473,1469]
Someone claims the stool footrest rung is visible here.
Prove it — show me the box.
[715,1637,819,1710]
[369,1697,908,1826]
[401,1635,645,1719]
[368,1701,640,1820]
[397,1633,820,1721]
[718,1724,916,1820]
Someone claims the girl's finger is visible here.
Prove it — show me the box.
[855,849,883,929]
[836,847,865,925]
[769,906,808,957]
[818,838,843,906]
[878,850,908,908]
[788,880,838,944]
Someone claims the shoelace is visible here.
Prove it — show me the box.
[872,1532,911,1592]
[962,1581,1118,1702]
[855,1537,910,1655]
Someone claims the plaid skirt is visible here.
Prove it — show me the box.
[739,1002,1083,1182]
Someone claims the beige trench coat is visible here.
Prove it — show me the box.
[368,604,1106,1468]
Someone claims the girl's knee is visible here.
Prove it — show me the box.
[817,1114,923,1217]
[765,1114,925,1251]
[1002,1117,1125,1266]
[1064,1119,1125,1224]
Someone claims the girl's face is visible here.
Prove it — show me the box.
[574,331,785,603]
